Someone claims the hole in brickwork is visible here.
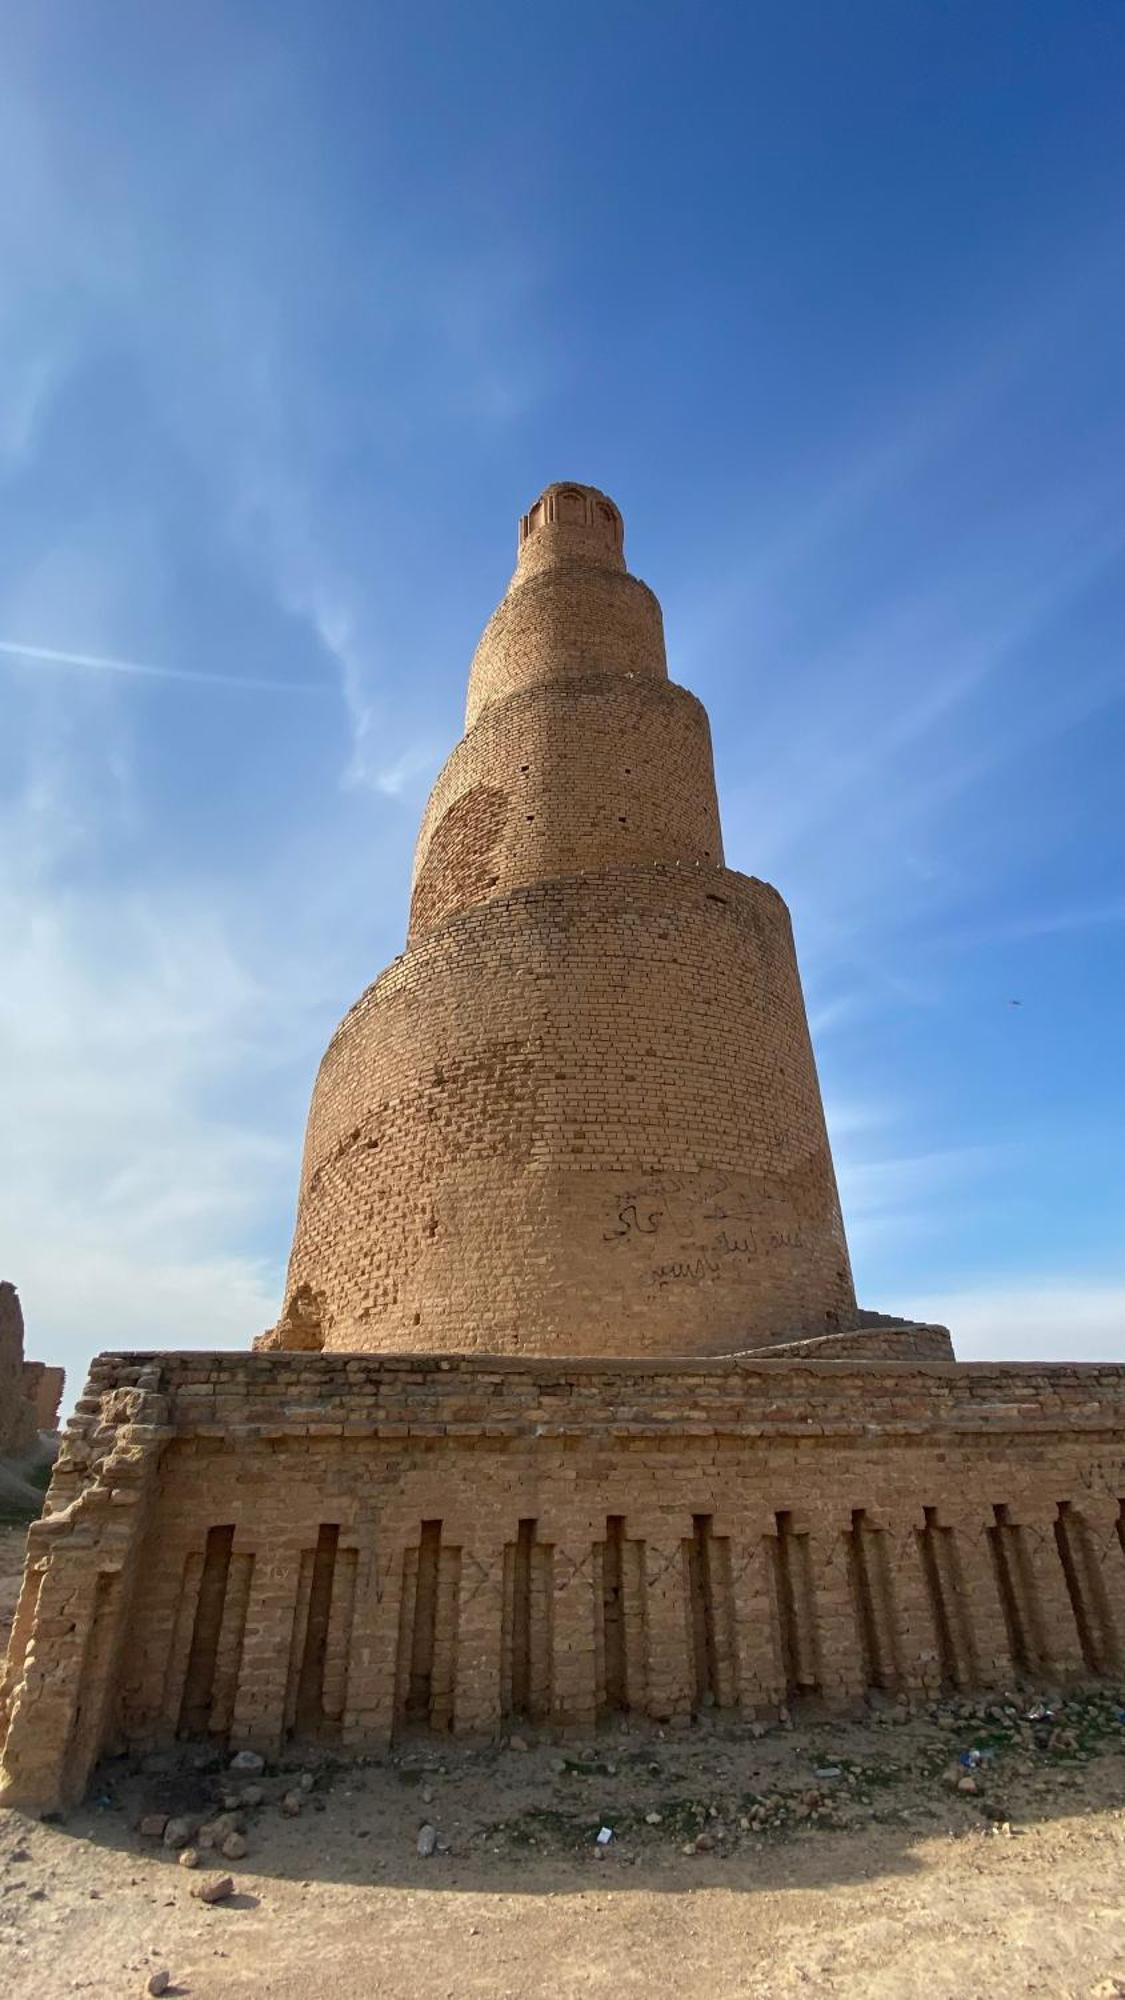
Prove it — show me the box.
[179,1525,235,1737]
[918,1507,960,1689]
[502,1519,551,1722]
[601,1515,628,1714]
[1054,1502,1101,1673]
[406,1521,443,1725]
[987,1505,1032,1674]
[773,1512,819,1699]
[686,1514,720,1708]
[847,1509,893,1690]
[295,1524,341,1735]
[509,1519,536,1719]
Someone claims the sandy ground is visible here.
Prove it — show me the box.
[3,1529,1125,2000]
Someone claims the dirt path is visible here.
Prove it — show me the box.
[3,1510,1125,1999]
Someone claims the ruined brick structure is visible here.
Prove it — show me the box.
[2,484,1123,1813]
[0,1282,64,1456]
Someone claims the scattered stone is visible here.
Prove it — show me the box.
[138,1815,168,1840]
[230,1750,265,1775]
[508,1735,529,1753]
[280,1792,303,1817]
[178,1847,200,1870]
[221,1832,249,1861]
[192,1873,235,1905]
[240,1786,264,1808]
[146,1974,171,1998]
[421,1787,434,1805]
[299,1772,315,1792]
[957,1775,978,1795]
[162,1818,194,1849]
[417,1823,438,1857]
[645,1810,662,1825]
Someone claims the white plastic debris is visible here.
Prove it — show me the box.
[596,1826,613,1845]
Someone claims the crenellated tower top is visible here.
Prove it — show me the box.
[466,482,664,725]
[516,482,626,576]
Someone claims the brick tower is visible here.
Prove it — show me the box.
[10,484,1120,1821]
[271,482,856,1357]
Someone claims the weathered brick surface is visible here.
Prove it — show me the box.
[278,484,856,1358]
[4,1348,1125,1809]
[0,1282,63,1453]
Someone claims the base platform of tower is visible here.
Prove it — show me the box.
[3,1348,1125,1810]
[2,483,1123,1811]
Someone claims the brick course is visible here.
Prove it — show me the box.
[3,1347,1125,1808]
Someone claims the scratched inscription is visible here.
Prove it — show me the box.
[601,1171,804,1285]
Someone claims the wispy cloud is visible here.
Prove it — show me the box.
[909,1280,1125,1362]
[375,740,442,799]
[0,733,318,1395]
[0,637,326,694]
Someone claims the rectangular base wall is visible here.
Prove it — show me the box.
[4,1349,1125,1809]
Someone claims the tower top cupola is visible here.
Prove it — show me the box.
[516,482,626,577]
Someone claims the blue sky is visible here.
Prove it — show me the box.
[2,1,1123,1389]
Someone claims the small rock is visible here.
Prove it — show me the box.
[230,1750,265,1775]
[644,1810,662,1825]
[421,1787,434,1805]
[507,1735,529,1753]
[280,1792,303,1816]
[957,1775,978,1795]
[146,1974,171,1998]
[193,1873,235,1905]
[178,1847,200,1870]
[417,1823,438,1857]
[162,1817,194,1849]
[138,1814,168,1840]
[221,1832,249,1860]
[240,1786,264,1808]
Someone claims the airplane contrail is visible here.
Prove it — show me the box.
[0,637,326,693]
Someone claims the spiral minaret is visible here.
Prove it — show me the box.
[270,482,856,1357]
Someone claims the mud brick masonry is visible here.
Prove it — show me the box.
[0,1282,64,1455]
[3,483,1124,1811]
